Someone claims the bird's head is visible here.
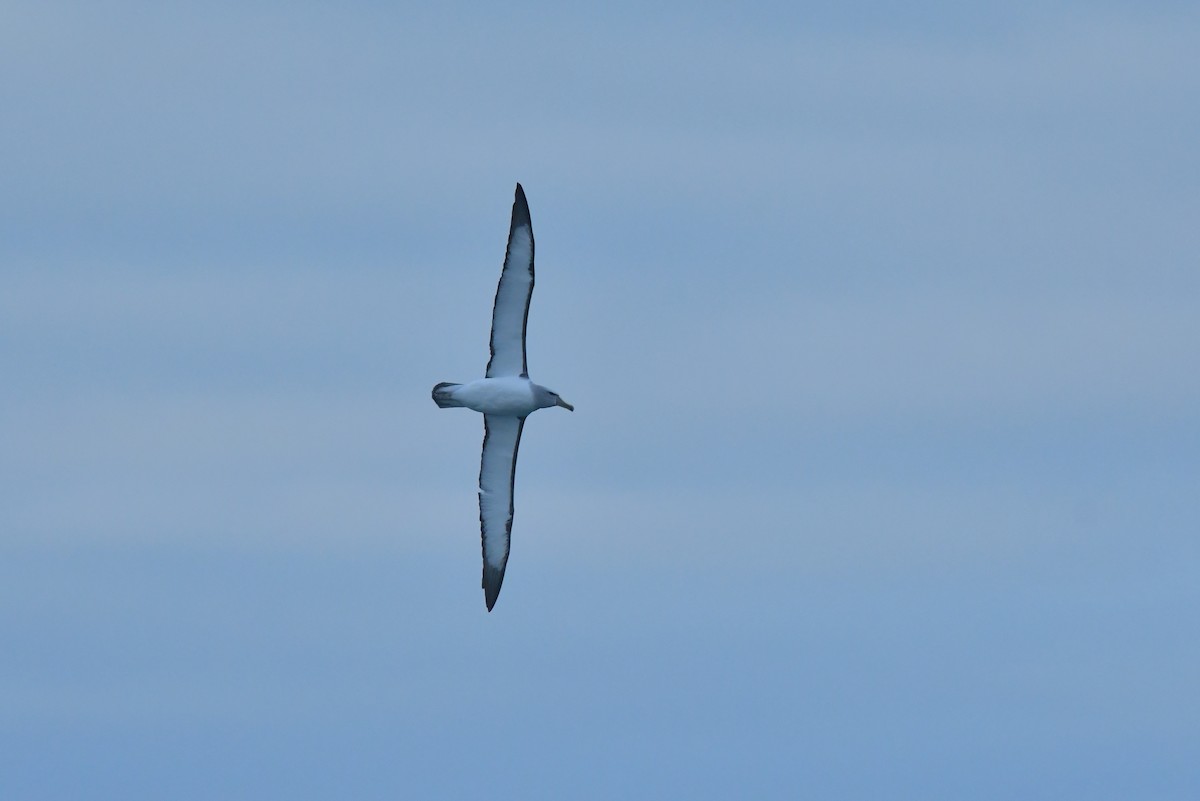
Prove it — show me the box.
[536,386,574,412]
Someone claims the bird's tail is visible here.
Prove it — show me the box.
[432,382,464,408]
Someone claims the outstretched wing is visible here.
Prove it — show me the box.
[479,414,525,610]
[485,184,535,378]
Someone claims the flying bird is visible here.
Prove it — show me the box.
[432,184,573,611]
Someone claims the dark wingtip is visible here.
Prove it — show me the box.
[511,183,530,229]
[483,563,506,612]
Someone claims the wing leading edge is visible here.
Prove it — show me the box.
[479,414,525,610]
[486,184,535,378]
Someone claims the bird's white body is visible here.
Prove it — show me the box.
[447,376,545,417]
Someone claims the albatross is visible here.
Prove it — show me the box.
[432,184,573,611]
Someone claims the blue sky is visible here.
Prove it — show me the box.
[3,2,1198,799]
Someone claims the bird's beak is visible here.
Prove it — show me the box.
[556,397,575,412]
